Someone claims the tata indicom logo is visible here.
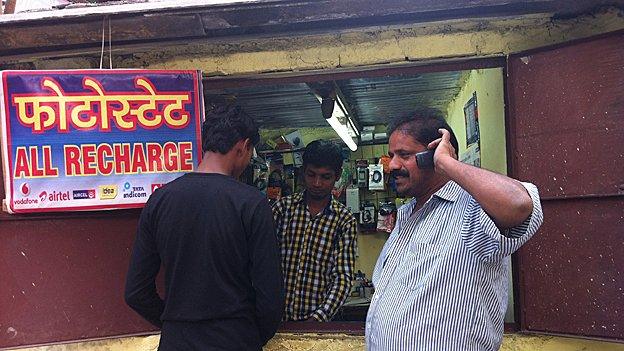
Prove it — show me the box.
[123,182,147,199]
[98,185,118,200]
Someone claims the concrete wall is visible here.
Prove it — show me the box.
[133,9,624,75]
[14,333,624,351]
[18,8,624,76]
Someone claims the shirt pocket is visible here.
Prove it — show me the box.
[398,242,439,291]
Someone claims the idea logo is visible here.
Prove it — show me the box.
[98,185,118,200]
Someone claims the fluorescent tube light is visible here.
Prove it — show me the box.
[317,93,359,151]
[326,114,358,151]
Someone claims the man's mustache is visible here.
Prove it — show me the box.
[391,170,409,178]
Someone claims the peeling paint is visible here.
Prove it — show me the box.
[2,7,620,76]
[6,327,18,340]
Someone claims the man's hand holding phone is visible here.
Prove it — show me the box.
[424,128,458,174]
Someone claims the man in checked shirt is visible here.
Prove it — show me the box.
[272,140,358,321]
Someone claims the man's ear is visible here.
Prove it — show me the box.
[235,138,253,157]
[233,138,248,155]
[243,138,253,151]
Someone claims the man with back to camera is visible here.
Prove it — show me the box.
[365,109,543,350]
[272,140,357,321]
[124,105,284,350]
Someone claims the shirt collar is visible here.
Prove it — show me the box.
[296,191,338,215]
[395,181,461,224]
[293,191,305,205]
[432,181,462,202]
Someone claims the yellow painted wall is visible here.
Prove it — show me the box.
[13,333,624,351]
[354,231,387,280]
[445,68,507,174]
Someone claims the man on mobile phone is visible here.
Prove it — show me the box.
[365,109,543,351]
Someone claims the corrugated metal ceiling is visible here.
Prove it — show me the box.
[205,70,465,129]
[338,71,465,126]
[205,83,322,128]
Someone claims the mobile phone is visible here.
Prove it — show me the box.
[415,149,435,169]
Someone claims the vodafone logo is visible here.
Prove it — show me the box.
[14,183,39,206]
[151,183,164,193]
[20,183,30,196]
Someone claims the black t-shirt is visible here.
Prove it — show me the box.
[125,172,284,350]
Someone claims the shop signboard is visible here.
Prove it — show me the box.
[0,70,204,213]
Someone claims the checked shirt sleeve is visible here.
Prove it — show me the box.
[271,199,286,244]
[311,216,357,321]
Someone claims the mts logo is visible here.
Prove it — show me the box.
[98,185,118,200]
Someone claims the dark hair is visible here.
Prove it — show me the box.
[201,104,260,154]
[302,140,343,175]
[387,108,459,153]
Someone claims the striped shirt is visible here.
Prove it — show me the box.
[272,191,357,321]
[366,181,543,351]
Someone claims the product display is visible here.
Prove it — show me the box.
[346,187,360,214]
[376,201,397,233]
[368,164,384,191]
[359,201,376,230]
[356,160,369,188]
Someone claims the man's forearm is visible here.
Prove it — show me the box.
[312,278,352,321]
[437,156,533,228]
[125,289,164,328]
